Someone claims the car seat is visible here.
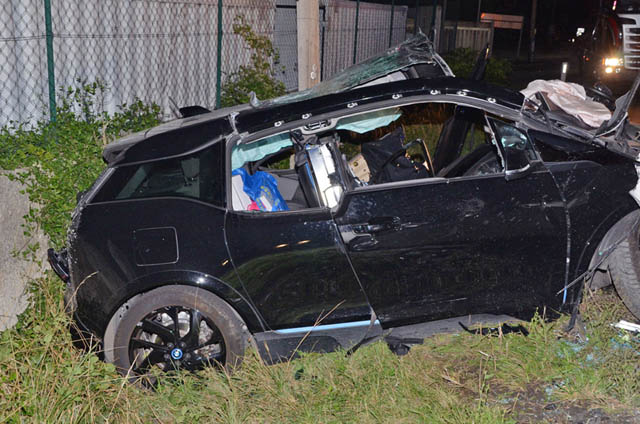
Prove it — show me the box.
[361,127,429,184]
[436,144,494,178]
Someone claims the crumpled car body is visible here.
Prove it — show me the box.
[49,36,640,376]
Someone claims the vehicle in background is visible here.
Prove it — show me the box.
[577,0,640,82]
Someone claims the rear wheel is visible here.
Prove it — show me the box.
[103,286,249,381]
[608,225,640,320]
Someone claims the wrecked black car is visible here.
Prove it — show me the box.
[49,35,640,378]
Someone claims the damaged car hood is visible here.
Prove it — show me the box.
[591,73,640,161]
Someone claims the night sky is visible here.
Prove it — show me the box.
[366,0,604,49]
[438,0,602,49]
[447,0,597,36]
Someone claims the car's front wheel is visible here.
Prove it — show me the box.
[608,223,640,320]
[103,286,249,380]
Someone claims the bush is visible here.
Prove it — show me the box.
[443,48,512,86]
[0,80,162,249]
[220,16,286,107]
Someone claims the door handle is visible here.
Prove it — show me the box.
[348,234,379,251]
[354,216,402,234]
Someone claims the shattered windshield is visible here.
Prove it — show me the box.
[258,33,451,108]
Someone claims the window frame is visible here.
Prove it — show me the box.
[90,141,226,208]
[225,96,522,214]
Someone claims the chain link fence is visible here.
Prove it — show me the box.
[1,0,416,127]
[274,0,408,92]
[0,0,49,126]
[0,0,273,127]
[321,0,407,80]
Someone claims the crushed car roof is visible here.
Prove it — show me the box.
[103,77,525,166]
[103,34,456,166]
[257,32,453,107]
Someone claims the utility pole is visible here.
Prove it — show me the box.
[297,0,321,90]
[548,0,557,47]
[528,0,537,63]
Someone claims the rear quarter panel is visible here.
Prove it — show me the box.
[68,198,262,337]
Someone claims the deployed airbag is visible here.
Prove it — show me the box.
[336,108,402,134]
[521,80,612,128]
[232,133,292,169]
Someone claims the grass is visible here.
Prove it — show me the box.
[1,274,639,423]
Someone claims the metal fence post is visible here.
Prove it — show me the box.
[353,0,360,64]
[431,0,437,31]
[215,0,223,109]
[413,0,420,35]
[320,5,326,81]
[388,0,395,47]
[43,0,56,122]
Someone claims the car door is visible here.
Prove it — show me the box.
[333,120,568,328]
[224,135,371,332]
[225,209,371,331]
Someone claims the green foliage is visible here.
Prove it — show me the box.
[220,16,286,107]
[444,48,513,86]
[1,280,639,422]
[0,80,161,249]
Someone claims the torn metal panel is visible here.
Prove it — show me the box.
[259,33,452,108]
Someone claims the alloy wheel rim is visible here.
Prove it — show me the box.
[128,305,225,374]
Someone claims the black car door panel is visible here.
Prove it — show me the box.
[225,209,370,330]
[334,170,567,328]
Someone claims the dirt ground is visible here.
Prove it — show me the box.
[489,383,640,423]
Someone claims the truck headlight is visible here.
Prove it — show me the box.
[604,57,623,67]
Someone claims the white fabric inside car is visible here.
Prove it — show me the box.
[231,174,252,210]
[521,80,612,128]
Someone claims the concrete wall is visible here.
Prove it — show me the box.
[0,173,47,331]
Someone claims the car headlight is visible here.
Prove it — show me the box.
[604,57,623,67]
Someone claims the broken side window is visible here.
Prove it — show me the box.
[487,119,539,174]
[335,102,503,185]
[92,143,225,206]
[230,132,345,212]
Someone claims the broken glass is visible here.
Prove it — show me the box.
[258,33,452,108]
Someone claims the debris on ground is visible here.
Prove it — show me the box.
[614,320,640,333]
